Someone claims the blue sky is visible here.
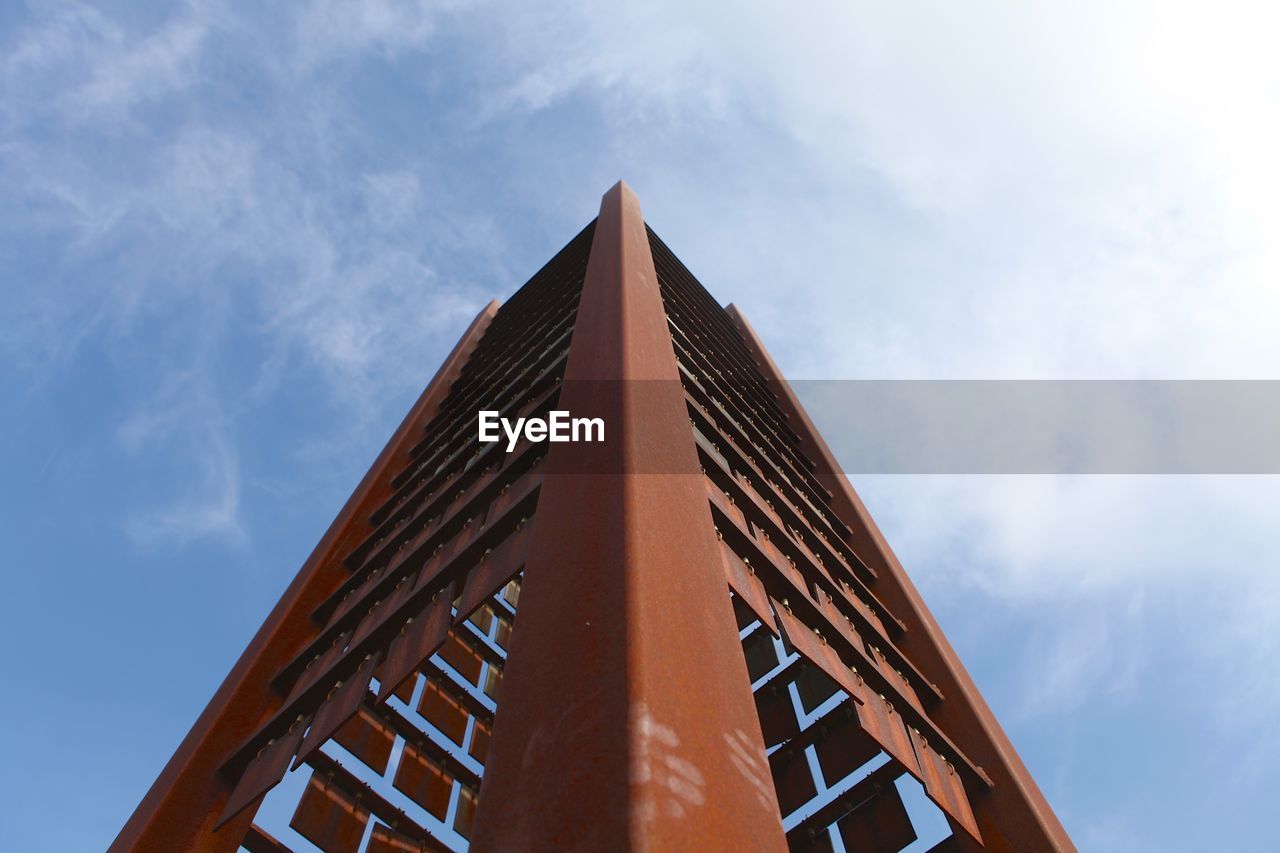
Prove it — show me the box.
[3,2,1279,850]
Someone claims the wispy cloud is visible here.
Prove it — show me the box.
[853,474,1280,731]
[293,0,465,64]
[2,2,503,547]
[122,420,247,549]
[111,363,246,548]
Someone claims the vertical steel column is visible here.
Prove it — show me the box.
[111,302,499,853]
[726,305,1075,853]
[471,183,786,851]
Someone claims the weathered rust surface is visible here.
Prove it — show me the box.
[837,782,917,853]
[453,520,532,624]
[292,653,379,769]
[217,714,308,827]
[289,772,370,853]
[470,182,786,851]
[376,581,455,703]
[417,677,470,745]
[332,706,395,774]
[726,305,1075,852]
[719,539,778,635]
[771,595,863,702]
[110,302,497,853]
[813,706,880,786]
[392,742,455,820]
[912,726,983,844]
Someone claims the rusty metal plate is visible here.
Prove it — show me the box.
[836,781,917,853]
[813,706,881,786]
[377,581,455,703]
[795,663,840,714]
[754,681,800,748]
[216,714,308,827]
[790,532,835,587]
[412,525,469,587]
[401,516,466,590]
[855,690,920,780]
[287,630,351,704]
[758,532,805,595]
[743,626,781,682]
[705,477,749,532]
[395,515,446,570]
[332,574,381,625]
[910,727,983,844]
[332,706,395,775]
[771,596,861,701]
[240,823,293,853]
[294,653,379,769]
[468,718,492,765]
[483,478,531,527]
[482,659,503,701]
[841,582,888,639]
[373,660,417,705]
[289,772,370,853]
[797,831,837,853]
[438,629,484,686]
[453,783,479,840]
[392,742,454,820]
[814,589,863,652]
[731,594,760,632]
[869,645,924,715]
[740,472,785,530]
[455,521,532,624]
[352,573,417,648]
[368,822,443,853]
[417,677,469,745]
[467,603,494,634]
[493,612,513,650]
[768,742,817,816]
[500,576,520,609]
[719,540,778,635]
[367,823,421,853]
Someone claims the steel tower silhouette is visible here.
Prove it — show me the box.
[114,183,1072,853]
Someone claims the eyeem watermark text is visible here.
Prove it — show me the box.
[478,410,605,452]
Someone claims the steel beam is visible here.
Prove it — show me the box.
[470,183,786,851]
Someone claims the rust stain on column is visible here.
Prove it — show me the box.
[471,183,786,851]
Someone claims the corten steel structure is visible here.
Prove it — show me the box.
[114,182,1073,853]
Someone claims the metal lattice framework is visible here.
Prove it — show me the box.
[113,183,1073,853]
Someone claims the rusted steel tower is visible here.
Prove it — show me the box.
[114,183,1073,852]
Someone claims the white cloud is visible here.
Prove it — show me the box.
[851,473,1280,736]
[294,0,467,63]
[72,5,211,116]
[464,1,1280,379]
[123,423,247,549]
[1,2,214,127]
[117,375,248,549]
[2,3,497,552]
